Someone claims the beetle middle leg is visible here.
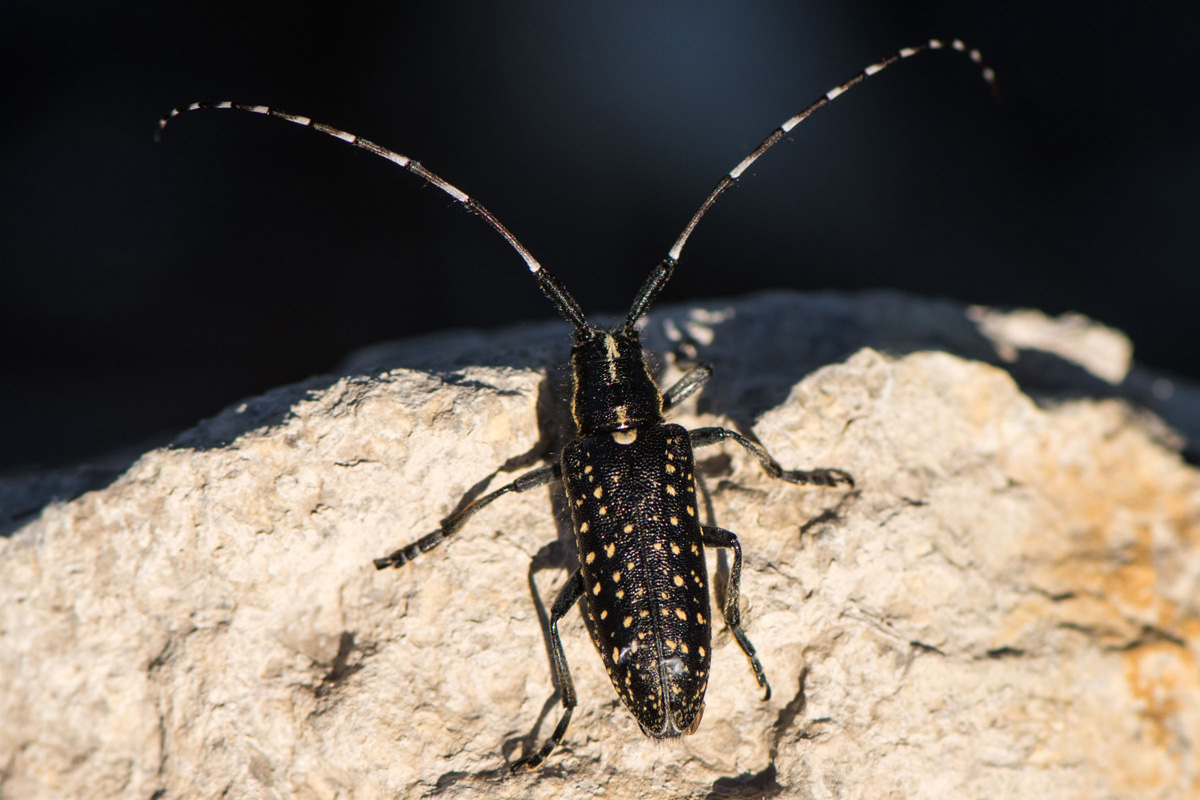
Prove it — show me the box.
[689,427,853,488]
[374,463,561,569]
[701,525,770,700]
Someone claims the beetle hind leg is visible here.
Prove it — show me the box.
[511,569,584,773]
[701,526,770,701]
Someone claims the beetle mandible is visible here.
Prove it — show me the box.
[158,38,995,771]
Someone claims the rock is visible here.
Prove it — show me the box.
[2,291,1198,799]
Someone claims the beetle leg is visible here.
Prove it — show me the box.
[700,526,770,701]
[661,363,712,413]
[689,426,853,488]
[512,569,585,773]
[374,464,560,570]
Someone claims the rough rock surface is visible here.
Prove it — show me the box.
[2,291,1199,799]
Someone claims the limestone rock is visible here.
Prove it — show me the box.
[2,291,1198,799]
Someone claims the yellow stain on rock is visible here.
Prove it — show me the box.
[995,397,1200,796]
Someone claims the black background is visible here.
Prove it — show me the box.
[4,2,1198,472]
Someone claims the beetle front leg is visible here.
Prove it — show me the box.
[374,463,561,570]
[689,426,853,488]
[661,363,712,413]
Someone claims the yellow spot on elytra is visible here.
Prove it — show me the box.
[616,590,625,599]
[669,517,679,527]
[575,498,583,506]
[674,575,684,586]
[681,643,689,654]
[666,485,677,496]
[613,647,620,661]
[612,571,622,583]
[661,590,670,600]
[586,551,596,563]
[653,542,662,550]
[623,616,633,628]
[697,613,706,624]
[580,522,589,533]
[593,582,601,595]
[626,561,634,570]
[665,639,676,650]
[640,610,650,618]
[624,524,634,534]
[594,486,603,498]
[670,543,680,554]
[605,543,616,557]
[675,608,687,620]
[686,506,695,516]
[691,544,699,555]
[600,609,608,619]
[665,464,676,474]
[584,465,593,474]
[599,506,608,516]
[699,646,706,657]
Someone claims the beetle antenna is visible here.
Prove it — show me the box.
[627,38,997,325]
[156,102,590,332]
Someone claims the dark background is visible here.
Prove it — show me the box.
[4,2,1198,473]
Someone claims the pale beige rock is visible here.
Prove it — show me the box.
[968,305,1134,384]
[2,292,1198,799]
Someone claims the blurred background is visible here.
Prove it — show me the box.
[3,1,1198,472]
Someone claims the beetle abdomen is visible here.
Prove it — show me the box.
[563,423,711,737]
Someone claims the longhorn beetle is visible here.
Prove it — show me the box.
[158,39,996,772]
